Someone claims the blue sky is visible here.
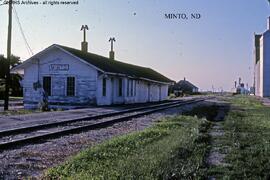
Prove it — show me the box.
[0,0,269,91]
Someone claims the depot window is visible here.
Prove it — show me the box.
[119,78,123,96]
[67,77,75,96]
[43,76,51,96]
[127,79,130,96]
[102,78,106,96]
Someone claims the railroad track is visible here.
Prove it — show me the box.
[0,97,210,151]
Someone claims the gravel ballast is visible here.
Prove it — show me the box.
[0,102,203,179]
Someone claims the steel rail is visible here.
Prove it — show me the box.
[0,100,184,137]
[0,97,209,151]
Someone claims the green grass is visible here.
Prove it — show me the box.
[44,95,270,179]
[207,95,270,179]
[45,116,210,179]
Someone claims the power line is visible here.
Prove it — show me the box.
[13,5,34,56]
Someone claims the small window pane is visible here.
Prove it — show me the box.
[102,78,106,96]
[67,77,75,96]
[127,79,129,96]
[119,78,122,96]
[43,76,51,96]
[134,80,136,96]
[131,80,133,96]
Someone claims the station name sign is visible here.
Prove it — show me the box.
[49,64,69,71]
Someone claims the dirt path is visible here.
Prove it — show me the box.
[182,98,232,178]
[207,123,226,166]
[206,107,230,179]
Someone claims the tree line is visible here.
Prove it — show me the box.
[0,55,22,99]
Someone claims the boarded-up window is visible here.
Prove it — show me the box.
[43,76,51,96]
[119,78,122,96]
[67,77,75,96]
[102,78,106,96]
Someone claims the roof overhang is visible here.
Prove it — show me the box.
[101,72,173,85]
[11,44,106,74]
[11,44,57,74]
[11,44,174,85]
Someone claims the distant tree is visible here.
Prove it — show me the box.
[0,55,6,79]
[0,55,23,99]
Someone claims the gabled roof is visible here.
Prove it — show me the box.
[173,80,198,89]
[57,45,173,83]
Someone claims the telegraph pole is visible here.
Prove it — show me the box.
[4,0,12,111]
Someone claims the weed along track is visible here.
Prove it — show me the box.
[0,98,209,151]
[5,96,269,179]
[205,105,231,179]
[182,96,270,179]
[0,97,211,179]
[43,98,233,179]
[184,100,231,178]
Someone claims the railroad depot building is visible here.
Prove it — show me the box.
[12,44,173,109]
[254,17,270,97]
[171,78,199,96]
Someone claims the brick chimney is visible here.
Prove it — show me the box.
[81,42,88,52]
[109,51,115,60]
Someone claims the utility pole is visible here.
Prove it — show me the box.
[4,0,12,111]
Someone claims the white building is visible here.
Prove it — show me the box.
[12,44,173,109]
[236,83,249,95]
[254,17,270,97]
